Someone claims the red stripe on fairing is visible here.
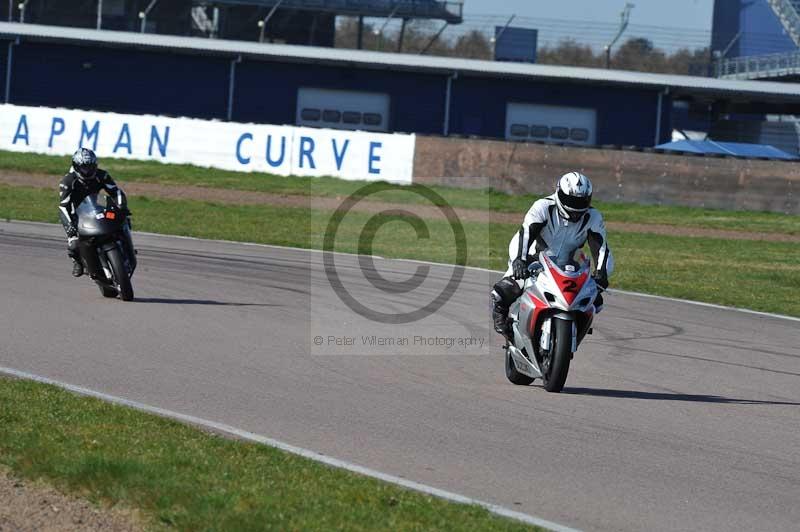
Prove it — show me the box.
[525,292,548,309]
[524,292,549,336]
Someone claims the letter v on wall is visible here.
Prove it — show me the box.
[332,138,350,170]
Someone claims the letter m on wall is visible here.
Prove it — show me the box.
[79,120,100,150]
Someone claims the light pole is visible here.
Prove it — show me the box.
[139,0,160,33]
[604,2,634,69]
[96,0,103,30]
[17,0,28,23]
[258,0,284,43]
[373,1,401,51]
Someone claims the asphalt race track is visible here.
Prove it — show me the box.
[2,220,799,532]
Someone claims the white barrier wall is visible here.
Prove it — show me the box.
[0,104,416,184]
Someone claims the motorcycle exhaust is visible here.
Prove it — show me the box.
[507,344,543,379]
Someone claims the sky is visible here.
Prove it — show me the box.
[462,0,715,31]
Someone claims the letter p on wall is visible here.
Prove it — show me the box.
[49,117,65,148]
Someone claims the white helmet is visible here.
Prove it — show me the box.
[555,172,593,222]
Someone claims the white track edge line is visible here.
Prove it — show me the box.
[0,365,580,532]
[4,219,799,323]
[608,289,800,323]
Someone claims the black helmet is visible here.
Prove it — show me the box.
[72,148,98,181]
[555,171,593,222]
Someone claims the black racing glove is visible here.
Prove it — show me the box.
[593,272,609,290]
[65,224,78,238]
[512,257,530,280]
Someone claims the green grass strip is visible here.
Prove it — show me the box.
[2,184,799,317]
[0,377,537,531]
[1,150,798,235]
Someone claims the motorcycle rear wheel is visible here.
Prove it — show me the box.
[107,247,134,301]
[542,319,572,392]
[505,347,534,385]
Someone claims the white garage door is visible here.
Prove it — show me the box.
[506,103,597,145]
[296,88,390,132]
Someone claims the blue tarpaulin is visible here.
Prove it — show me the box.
[656,140,798,160]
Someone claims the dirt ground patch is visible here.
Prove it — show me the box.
[0,466,144,532]
[4,171,799,243]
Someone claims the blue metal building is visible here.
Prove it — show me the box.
[713,0,800,79]
[3,22,800,149]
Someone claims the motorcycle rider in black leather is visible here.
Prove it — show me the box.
[58,148,130,278]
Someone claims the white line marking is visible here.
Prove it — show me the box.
[0,365,579,532]
[607,289,800,323]
[2,219,799,323]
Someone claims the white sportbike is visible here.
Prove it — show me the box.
[505,251,601,392]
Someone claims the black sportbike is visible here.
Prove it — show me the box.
[75,193,137,301]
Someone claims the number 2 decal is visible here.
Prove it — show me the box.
[562,280,578,293]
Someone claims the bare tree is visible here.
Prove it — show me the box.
[452,30,492,59]
[335,20,710,76]
[537,39,603,68]
[538,37,709,75]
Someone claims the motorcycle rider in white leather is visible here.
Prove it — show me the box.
[491,172,614,339]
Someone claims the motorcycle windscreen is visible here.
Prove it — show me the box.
[76,193,115,237]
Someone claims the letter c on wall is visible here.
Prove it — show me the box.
[236,132,253,165]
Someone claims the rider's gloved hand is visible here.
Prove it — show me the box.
[512,257,530,280]
[66,224,78,238]
[593,272,609,290]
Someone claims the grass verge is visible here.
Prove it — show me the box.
[0,377,537,531]
[2,184,799,316]
[2,150,799,235]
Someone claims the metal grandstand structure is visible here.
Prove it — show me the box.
[200,0,464,48]
[206,0,464,22]
[768,0,800,46]
[2,1,463,46]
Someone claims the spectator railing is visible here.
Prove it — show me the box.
[715,50,800,79]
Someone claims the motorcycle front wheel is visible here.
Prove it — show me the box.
[106,246,134,301]
[541,318,572,392]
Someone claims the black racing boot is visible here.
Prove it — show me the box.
[492,303,513,341]
[71,258,84,277]
[594,292,604,313]
[492,279,521,342]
